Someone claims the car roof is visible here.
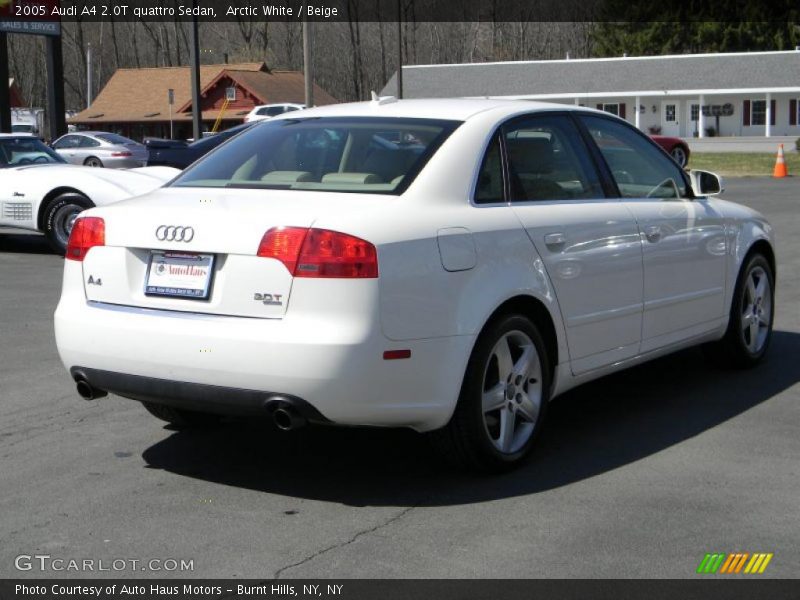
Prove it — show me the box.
[252,102,305,109]
[273,98,599,122]
[68,131,120,137]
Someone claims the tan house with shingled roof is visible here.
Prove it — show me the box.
[69,62,337,140]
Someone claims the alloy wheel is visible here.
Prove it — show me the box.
[481,330,543,454]
[741,265,772,354]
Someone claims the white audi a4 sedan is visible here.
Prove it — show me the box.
[54,99,775,471]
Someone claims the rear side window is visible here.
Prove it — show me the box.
[503,115,603,202]
[258,106,286,117]
[580,115,689,199]
[474,134,504,204]
[79,136,101,148]
[171,117,461,195]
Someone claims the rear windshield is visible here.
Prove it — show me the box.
[170,117,461,194]
[96,133,136,145]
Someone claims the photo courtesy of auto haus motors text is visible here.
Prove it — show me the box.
[0,0,798,598]
[13,584,344,597]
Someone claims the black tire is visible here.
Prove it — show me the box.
[429,314,550,473]
[707,253,774,368]
[84,156,104,167]
[142,402,221,429]
[42,193,93,255]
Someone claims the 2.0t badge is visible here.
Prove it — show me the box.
[254,293,283,306]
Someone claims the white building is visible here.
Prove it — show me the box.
[382,50,800,138]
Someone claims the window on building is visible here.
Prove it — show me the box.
[690,104,700,122]
[751,100,766,126]
[225,87,237,101]
[601,103,619,116]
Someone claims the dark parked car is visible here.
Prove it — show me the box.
[145,122,255,169]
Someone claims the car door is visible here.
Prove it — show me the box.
[579,115,727,353]
[503,113,645,375]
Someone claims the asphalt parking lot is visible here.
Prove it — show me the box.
[1,177,798,580]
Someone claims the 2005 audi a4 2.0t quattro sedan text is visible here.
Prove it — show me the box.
[54,99,775,472]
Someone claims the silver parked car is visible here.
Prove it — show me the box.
[52,132,147,169]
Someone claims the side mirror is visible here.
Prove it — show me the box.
[689,169,724,196]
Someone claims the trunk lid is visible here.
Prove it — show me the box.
[80,187,380,319]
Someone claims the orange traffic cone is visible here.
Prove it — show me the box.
[773,144,788,178]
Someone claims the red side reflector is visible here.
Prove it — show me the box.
[65,217,105,261]
[383,350,411,360]
[258,227,378,278]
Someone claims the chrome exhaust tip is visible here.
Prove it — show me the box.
[75,377,108,401]
[273,406,306,431]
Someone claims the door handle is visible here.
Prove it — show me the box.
[644,225,662,243]
[544,232,566,247]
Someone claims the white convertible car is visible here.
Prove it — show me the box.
[54,99,775,471]
[0,134,178,253]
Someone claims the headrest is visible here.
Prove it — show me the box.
[506,136,554,174]
[260,171,314,184]
[321,172,384,184]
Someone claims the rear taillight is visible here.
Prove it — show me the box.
[65,217,105,261]
[258,227,378,278]
[111,151,132,157]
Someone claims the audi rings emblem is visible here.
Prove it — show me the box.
[155,225,195,242]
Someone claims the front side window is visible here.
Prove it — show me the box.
[171,117,460,195]
[581,115,689,199]
[503,114,603,202]
[54,135,80,149]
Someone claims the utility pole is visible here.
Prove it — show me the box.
[0,32,10,133]
[396,2,403,99]
[168,88,174,139]
[45,35,66,141]
[303,20,313,107]
[86,43,92,108]
[189,13,202,140]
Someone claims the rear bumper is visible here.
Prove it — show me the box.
[105,157,147,169]
[55,283,473,431]
[70,367,329,421]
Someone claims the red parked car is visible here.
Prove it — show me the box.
[651,135,691,168]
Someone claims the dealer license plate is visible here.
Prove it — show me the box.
[145,252,215,300]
